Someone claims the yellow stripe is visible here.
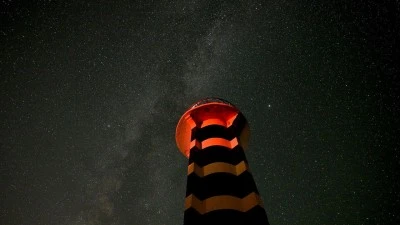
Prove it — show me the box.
[187,161,249,177]
[190,137,239,150]
[184,192,263,214]
[198,114,239,128]
[200,118,227,128]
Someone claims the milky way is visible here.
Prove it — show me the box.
[1,1,399,225]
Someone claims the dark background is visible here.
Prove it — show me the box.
[1,1,399,224]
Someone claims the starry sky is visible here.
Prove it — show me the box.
[1,1,399,225]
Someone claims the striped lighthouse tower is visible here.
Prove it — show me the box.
[176,98,270,225]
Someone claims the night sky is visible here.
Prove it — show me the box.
[1,1,399,225]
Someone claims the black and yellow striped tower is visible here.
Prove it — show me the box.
[176,98,270,225]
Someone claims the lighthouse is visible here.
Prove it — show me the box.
[175,98,270,225]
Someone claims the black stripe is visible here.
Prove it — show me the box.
[231,112,247,137]
[193,125,235,142]
[188,145,247,167]
[190,113,248,142]
[184,206,269,225]
[186,171,259,200]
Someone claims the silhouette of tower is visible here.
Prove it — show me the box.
[175,98,270,225]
